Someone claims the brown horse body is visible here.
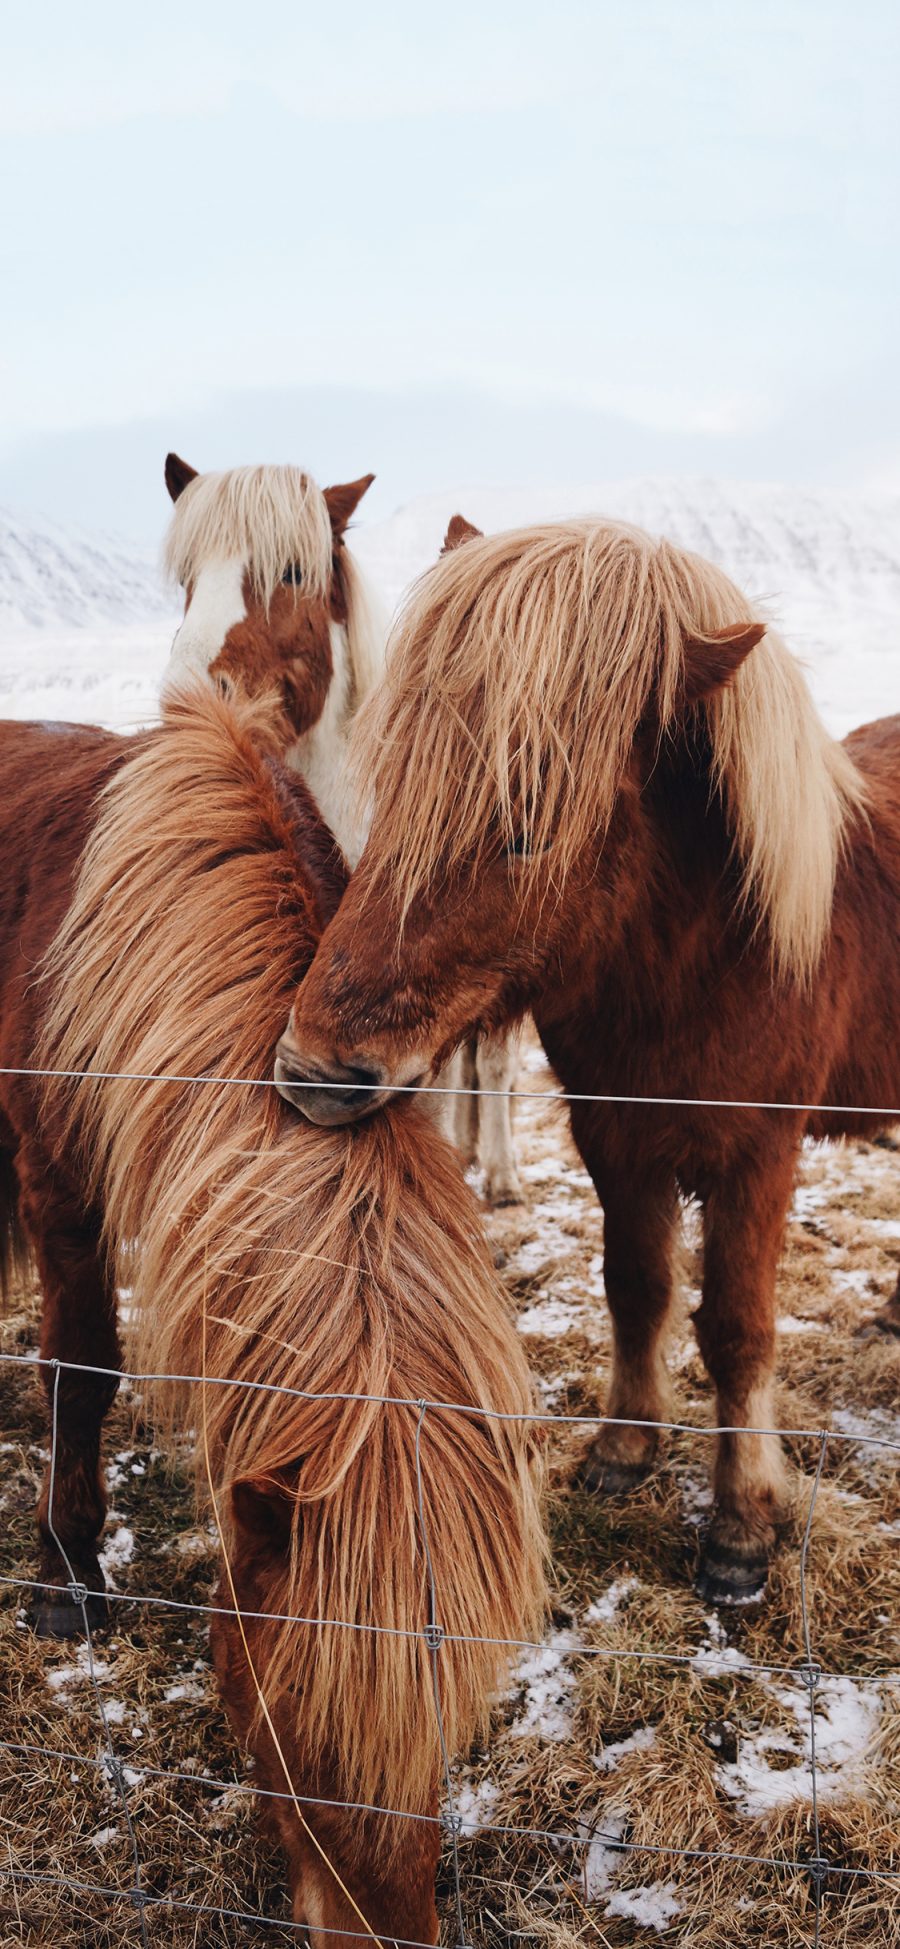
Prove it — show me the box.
[281,517,900,1602]
[0,687,544,1945]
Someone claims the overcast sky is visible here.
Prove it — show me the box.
[1,1,897,537]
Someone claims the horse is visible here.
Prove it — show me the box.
[0,680,545,1946]
[162,455,524,1203]
[276,512,900,1606]
[162,451,383,862]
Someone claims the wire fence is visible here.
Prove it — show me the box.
[0,1060,897,1946]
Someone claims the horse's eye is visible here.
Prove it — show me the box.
[506,832,531,859]
[282,565,303,586]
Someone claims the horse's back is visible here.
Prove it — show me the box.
[814,713,900,1137]
[844,711,900,789]
[0,719,128,1075]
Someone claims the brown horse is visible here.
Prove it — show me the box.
[278,513,900,1605]
[0,682,544,1946]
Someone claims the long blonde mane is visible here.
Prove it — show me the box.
[163,464,386,713]
[355,518,866,982]
[40,681,544,1838]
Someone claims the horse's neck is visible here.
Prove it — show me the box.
[601,739,751,1008]
[286,619,376,866]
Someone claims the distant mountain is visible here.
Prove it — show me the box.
[0,505,169,630]
[0,480,896,738]
[353,476,900,613]
[353,478,899,737]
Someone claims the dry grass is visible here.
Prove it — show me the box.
[0,1050,898,1944]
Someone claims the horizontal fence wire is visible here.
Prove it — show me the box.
[2,1732,900,1884]
[1,1348,898,1449]
[1,1053,897,1942]
[1,1349,898,1945]
[2,1058,900,1119]
[0,1567,897,1689]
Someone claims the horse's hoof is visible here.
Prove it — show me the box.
[28,1585,109,1640]
[575,1449,652,1498]
[858,1306,900,1340]
[485,1180,524,1210]
[695,1539,769,1607]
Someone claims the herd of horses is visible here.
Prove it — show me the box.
[0,455,897,1944]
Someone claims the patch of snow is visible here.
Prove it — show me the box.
[719,1675,882,1817]
[594,1726,657,1774]
[534,1370,580,1408]
[585,1576,639,1625]
[88,1825,119,1850]
[681,1471,714,1527]
[99,1523,136,1577]
[45,1646,110,1694]
[163,1677,208,1705]
[580,1812,626,1899]
[519,1296,581,1338]
[777,1316,823,1335]
[453,1775,501,1837]
[832,1268,877,1299]
[605,1880,681,1931]
[692,1614,753,1677]
[830,1407,900,1451]
[508,1629,580,1742]
[791,1182,831,1222]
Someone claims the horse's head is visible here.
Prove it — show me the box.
[210,1475,442,1949]
[276,514,769,1124]
[163,456,376,759]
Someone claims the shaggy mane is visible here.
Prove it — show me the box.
[39,680,544,1842]
[164,463,386,715]
[356,518,867,981]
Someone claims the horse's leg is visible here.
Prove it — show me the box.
[866,1267,900,1337]
[572,1139,679,1492]
[693,1143,796,1605]
[476,1030,522,1207]
[440,1040,479,1164]
[18,1157,120,1638]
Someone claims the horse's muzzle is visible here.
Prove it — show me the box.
[274,1035,393,1125]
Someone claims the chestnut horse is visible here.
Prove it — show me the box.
[0,682,544,1946]
[279,513,900,1604]
[163,456,524,1202]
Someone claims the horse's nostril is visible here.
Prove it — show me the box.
[273,1040,385,1096]
[340,1063,382,1089]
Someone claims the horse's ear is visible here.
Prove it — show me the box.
[231,1474,294,1548]
[323,474,375,536]
[682,622,766,706]
[441,514,483,555]
[165,452,199,503]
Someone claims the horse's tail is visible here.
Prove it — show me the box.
[0,1150,30,1309]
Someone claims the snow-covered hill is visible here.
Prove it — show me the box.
[353,478,900,739]
[1,479,897,737]
[0,506,170,631]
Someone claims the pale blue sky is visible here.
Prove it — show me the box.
[1,1,897,535]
